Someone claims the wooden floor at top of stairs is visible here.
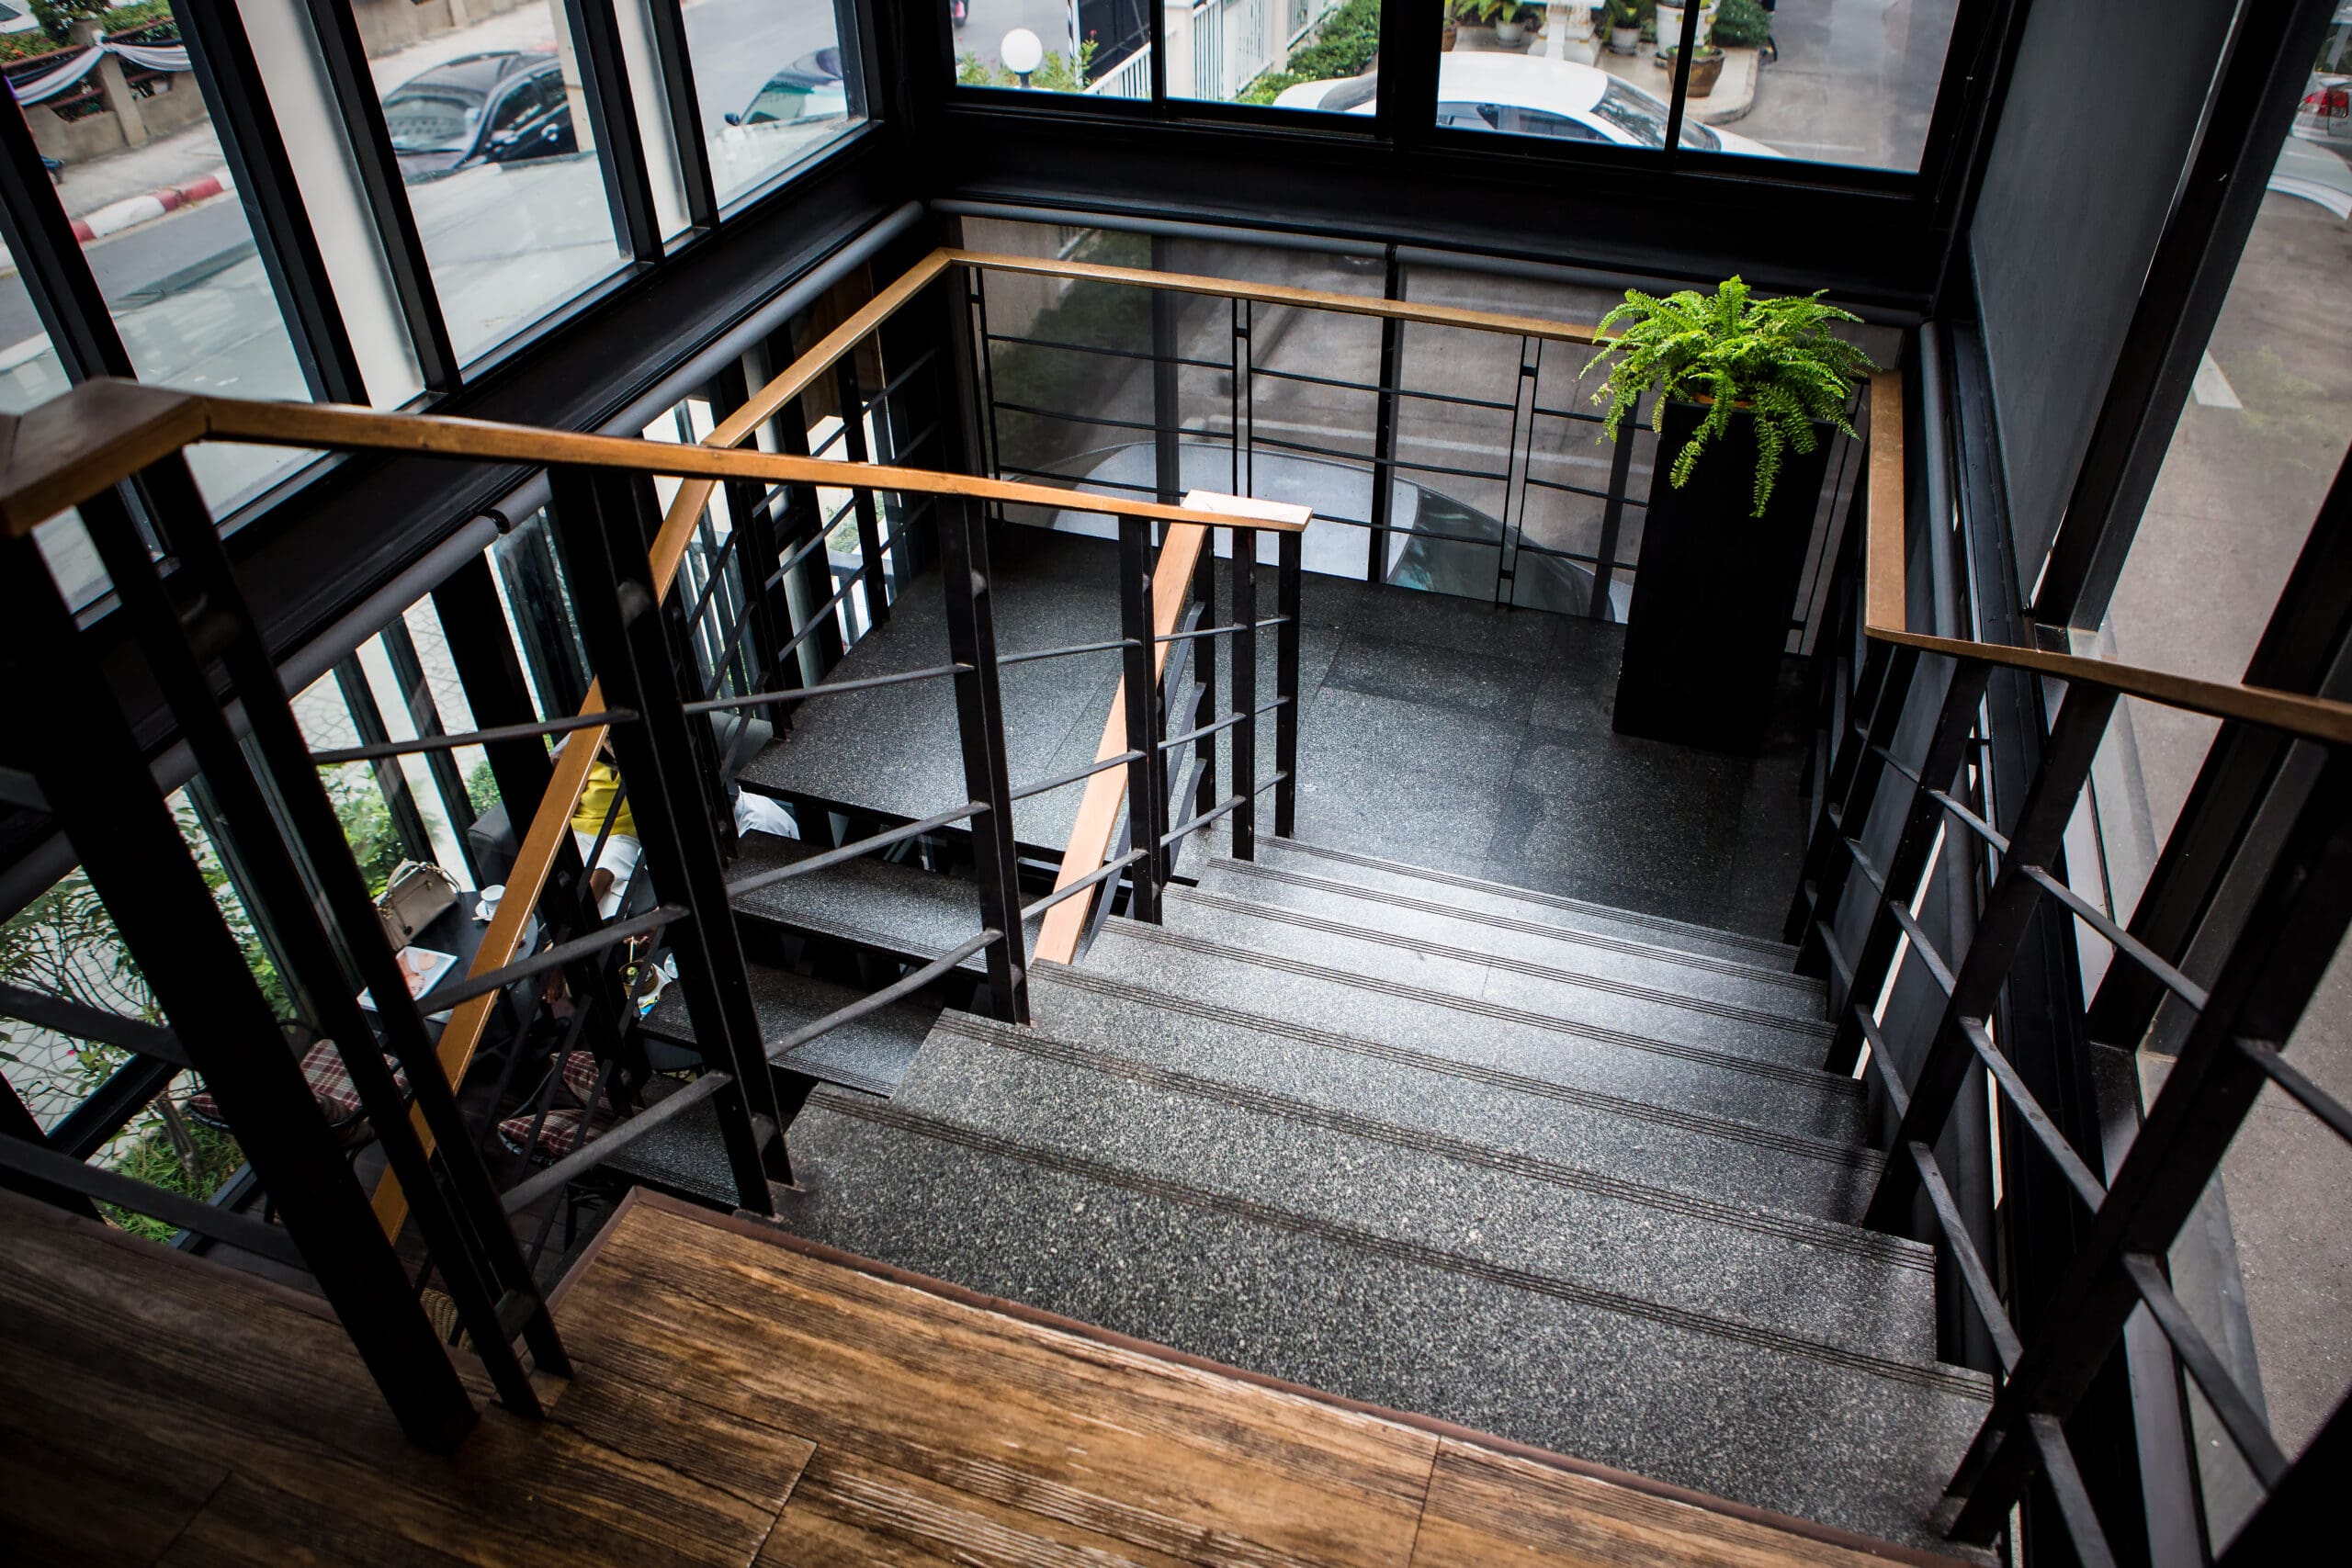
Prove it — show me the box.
[0,1183,1967,1567]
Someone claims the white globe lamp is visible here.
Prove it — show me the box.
[1001,28,1045,88]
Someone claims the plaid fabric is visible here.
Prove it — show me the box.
[187,1038,406,1132]
[498,1106,589,1164]
[558,1048,602,1108]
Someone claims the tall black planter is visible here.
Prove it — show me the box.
[1612,400,1834,754]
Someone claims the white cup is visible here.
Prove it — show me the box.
[475,883,506,922]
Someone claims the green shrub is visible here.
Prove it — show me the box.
[1238,0,1382,105]
[958,39,1096,93]
[1711,0,1772,48]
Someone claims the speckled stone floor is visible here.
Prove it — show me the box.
[741,524,1811,942]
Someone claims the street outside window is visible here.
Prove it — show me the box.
[676,0,866,209]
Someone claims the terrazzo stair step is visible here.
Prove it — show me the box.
[1244,833,1806,972]
[767,1088,1993,1550]
[1195,853,1825,1021]
[905,1008,1940,1365]
[729,834,1042,980]
[1159,885,1835,1074]
[1026,964,1883,1225]
[640,963,938,1098]
[1083,918,1870,1145]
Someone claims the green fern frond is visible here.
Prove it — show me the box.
[1588,276,1874,517]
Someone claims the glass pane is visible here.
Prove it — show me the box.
[363,0,626,362]
[1168,0,1377,109]
[2081,60,2352,931]
[7,61,311,512]
[954,1,1150,99]
[679,0,866,207]
[1419,6,1724,153]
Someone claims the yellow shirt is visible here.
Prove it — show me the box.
[571,761,637,841]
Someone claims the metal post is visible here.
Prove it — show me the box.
[1117,514,1163,923]
[1190,524,1218,834]
[78,467,570,1408]
[1826,658,1993,1071]
[1589,422,1639,621]
[1366,249,1404,584]
[936,499,1030,1023]
[711,359,790,692]
[379,619,481,883]
[1791,641,1915,964]
[546,467,793,1210]
[774,403,846,682]
[836,357,891,630]
[1230,525,1259,860]
[0,528,476,1451]
[1275,528,1303,839]
[333,656,437,867]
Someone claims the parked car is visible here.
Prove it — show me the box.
[1040,441,1611,618]
[1274,54,1780,156]
[381,51,578,180]
[2292,5,2352,152]
[722,49,852,131]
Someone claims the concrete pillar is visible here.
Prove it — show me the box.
[70,18,147,148]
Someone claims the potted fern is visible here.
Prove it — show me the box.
[1587,276,1874,751]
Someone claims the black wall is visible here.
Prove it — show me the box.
[1968,0,2242,592]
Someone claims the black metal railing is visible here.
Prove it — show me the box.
[1790,362,2352,1565]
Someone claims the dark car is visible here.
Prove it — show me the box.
[723,49,852,129]
[382,51,578,180]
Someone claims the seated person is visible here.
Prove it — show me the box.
[566,736,639,919]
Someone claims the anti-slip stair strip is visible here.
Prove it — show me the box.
[932,1010,1927,1271]
[1260,836,1802,962]
[1103,921,1865,1100]
[1170,886,1834,1039]
[1040,964,1881,1171]
[1214,857,1820,996]
[808,1089,1989,1400]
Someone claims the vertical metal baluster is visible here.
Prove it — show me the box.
[547,466,793,1210]
[1367,248,1404,584]
[1230,525,1259,861]
[0,522,479,1451]
[380,617,481,884]
[1276,528,1302,840]
[1117,514,1163,922]
[937,499,1029,1023]
[836,357,890,630]
[1191,522,1218,835]
[334,655,437,864]
[1589,420,1639,623]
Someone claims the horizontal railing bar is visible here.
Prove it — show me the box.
[863,346,942,409]
[944,248,1603,348]
[2020,863,2210,1012]
[760,524,834,588]
[1854,1002,1912,1122]
[1885,896,1957,997]
[1815,918,1858,995]
[1010,750,1145,804]
[2121,1252,2290,1488]
[776,564,871,660]
[723,804,986,901]
[421,903,687,1012]
[681,527,745,625]
[2027,1414,2122,1568]
[1929,787,2010,854]
[0,1133,305,1268]
[1868,739,1926,790]
[684,663,969,716]
[1161,698,1284,753]
[1155,615,1288,645]
[1962,1019,2106,1209]
[500,1071,733,1214]
[1021,850,1148,923]
[0,378,1293,542]
[1910,1140,2024,1371]
[1250,429,1517,488]
[996,464,1157,499]
[2236,1035,2352,1145]
[0,981,188,1069]
[983,331,1227,372]
[1528,403,1611,423]
[990,400,1180,438]
[998,637,1140,668]
[1519,475,1622,502]
[310,710,640,766]
[771,931,1001,1060]
[1163,793,1245,848]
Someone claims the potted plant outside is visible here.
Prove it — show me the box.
[1605,0,1647,55]
[1653,0,1716,64]
[1587,277,1875,752]
[1663,42,1725,96]
[1473,0,1536,49]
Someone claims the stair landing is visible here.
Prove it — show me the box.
[2,1184,1965,1566]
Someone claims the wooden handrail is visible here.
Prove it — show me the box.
[1032,524,1211,967]
[1860,371,2352,747]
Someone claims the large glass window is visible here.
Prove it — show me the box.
[677,0,865,208]
[361,0,627,363]
[1430,1,1965,173]
[4,49,311,512]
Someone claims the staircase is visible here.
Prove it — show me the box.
[666,826,1991,1551]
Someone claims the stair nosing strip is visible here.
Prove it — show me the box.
[1097,921,1864,1101]
[1259,836,1801,962]
[932,1010,1928,1272]
[1213,858,1821,996]
[1170,886,1833,1040]
[1035,964,1879,1174]
[808,1089,1989,1400]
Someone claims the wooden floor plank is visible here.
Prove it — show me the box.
[1410,1441,1900,1568]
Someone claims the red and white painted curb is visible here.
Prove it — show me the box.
[68,167,236,243]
